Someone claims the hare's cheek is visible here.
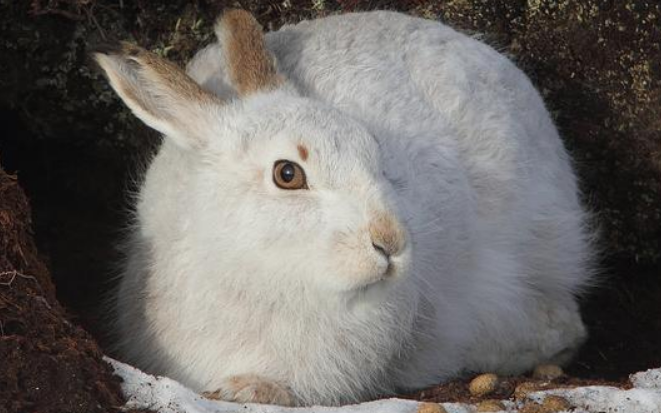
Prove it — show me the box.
[322,231,387,291]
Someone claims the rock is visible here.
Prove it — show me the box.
[533,364,564,381]
[469,373,500,397]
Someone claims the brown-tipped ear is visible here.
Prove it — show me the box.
[93,42,223,150]
[215,9,283,96]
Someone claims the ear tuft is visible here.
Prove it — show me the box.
[215,9,283,96]
[92,41,146,67]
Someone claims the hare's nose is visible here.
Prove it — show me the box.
[372,241,391,259]
[369,212,405,258]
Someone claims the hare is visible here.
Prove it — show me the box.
[95,9,593,407]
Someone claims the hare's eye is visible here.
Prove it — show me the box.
[273,160,308,190]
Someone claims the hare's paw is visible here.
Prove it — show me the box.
[203,374,294,406]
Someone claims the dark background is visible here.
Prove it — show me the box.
[1,0,660,380]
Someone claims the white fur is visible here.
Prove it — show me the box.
[111,11,593,406]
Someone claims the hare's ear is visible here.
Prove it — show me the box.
[215,10,283,96]
[93,42,223,150]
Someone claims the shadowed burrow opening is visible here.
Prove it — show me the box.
[1,104,660,386]
[0,105,139,343]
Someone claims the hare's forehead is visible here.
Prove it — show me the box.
[235,103,380,166]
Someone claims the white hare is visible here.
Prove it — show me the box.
[95,9,593,407]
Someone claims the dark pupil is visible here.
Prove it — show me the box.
[280,163,296,183]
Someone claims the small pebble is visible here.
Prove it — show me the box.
[541,395,571,412]
[533,364,564,381]
[416,402,448,413]
[514,382,541,400]
[476,399,506,412]
[469,373,499,397]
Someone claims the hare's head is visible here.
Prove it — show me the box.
[94,10,410,302]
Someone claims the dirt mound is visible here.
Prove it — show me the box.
[0,165,124,413]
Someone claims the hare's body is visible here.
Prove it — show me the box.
[104,11,592,407]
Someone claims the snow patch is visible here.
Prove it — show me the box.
[106,358,661,413]
[631,368,661,389]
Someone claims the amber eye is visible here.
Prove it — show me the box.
[273,160,308,190]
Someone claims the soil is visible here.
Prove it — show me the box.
[0,166,125,413]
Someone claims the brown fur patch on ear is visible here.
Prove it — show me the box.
[297,144,309,161]
[94,41,224,149]
[116,42,221,107]
[216,10,282,96]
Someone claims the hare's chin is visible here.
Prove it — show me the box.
[349,275,400,303]
[351,264,404,294]
[355,278,387,293]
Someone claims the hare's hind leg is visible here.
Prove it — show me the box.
[534,298,587,366]
[204,374,294,406]
[465,296,587,375]
[501,297,587,373]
